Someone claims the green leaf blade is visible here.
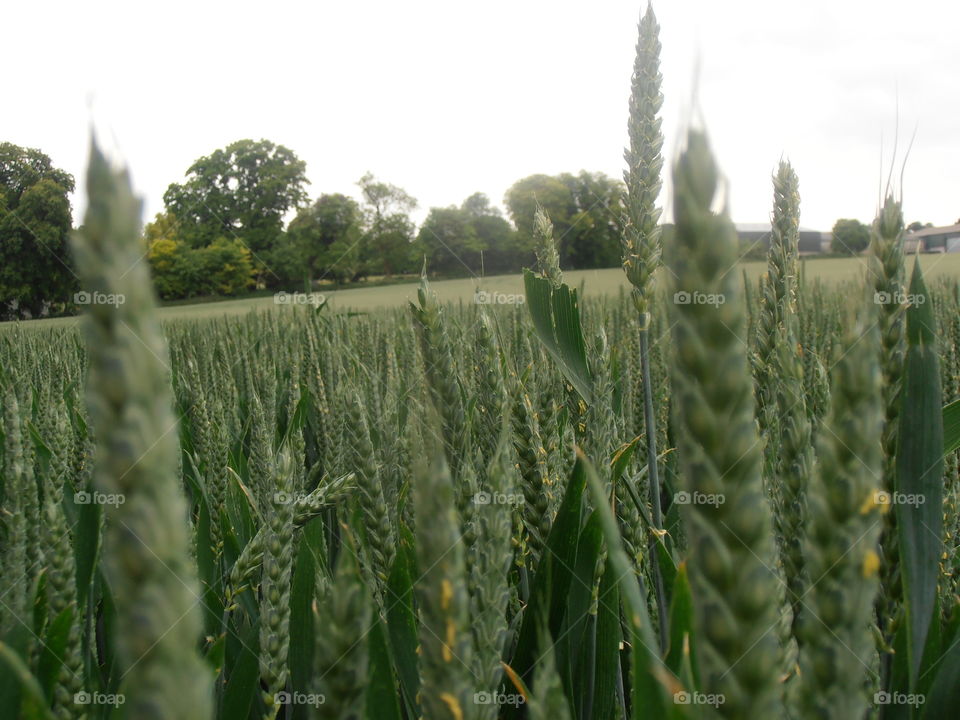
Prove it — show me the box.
[896,258,944,688]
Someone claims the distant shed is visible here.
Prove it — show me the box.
[735,223,826,255]
[904,224,960,253]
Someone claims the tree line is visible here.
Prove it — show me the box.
[144,139,630,298]
[6,138,948,317]
[0,139,631,315]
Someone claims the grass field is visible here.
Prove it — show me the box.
[5,252,959,330]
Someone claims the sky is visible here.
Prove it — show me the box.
[6,0,959,233]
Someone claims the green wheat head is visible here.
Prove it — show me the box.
[798,313,883,720]
[621,1,664,320]
[667,129,781,717]
[533,201,563,288]
[753,161,801,432]
[412,426,474,720]
[869,196,906,635]
[71,139,212,719]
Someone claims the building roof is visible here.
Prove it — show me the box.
[907,223,960,238]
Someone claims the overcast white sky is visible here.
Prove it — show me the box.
[6,0,959,233]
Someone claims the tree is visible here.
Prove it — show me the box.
[416,206,483,275]
[0,143,73,204]
[413,193,521,277]
[0,142,76,318]
[146,215,254,300]
[145,213,192,298]
[559,171,626,269]
[357,172,416,221]
[830,218,871,255]
[162,139,308,255]
[286,193,364,284]
[356,173,417,277]
[504,173,571,259]
[144,211,179,247]
[147,237,190,299]
[504,171,625,270]
[193,237,255,296]
[461,193,517,275]
[152,239,254,299]
[361,213,417,277]
[262,234,309,290]
[461,191,497,218]
[906,221,933,233]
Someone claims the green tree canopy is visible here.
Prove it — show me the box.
[504,171,625,270]
[416,206,483,275]
[414,193,518,276]
[356,173,417,277]
[147,235,254,300]
[144,211,179,246]
[830,218,871,255]
[561,170,626,268]
[361,213,416,277]
[162,139,308,254]
[357,172,416,221]
[286,193,364,284]
[0,143,74,205]
[461,193,517,274]
[461,191,498,218]
[0,142,76,318]
[504,173,570,251]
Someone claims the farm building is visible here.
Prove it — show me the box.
[735,223,828,254]
[904,223,960,253]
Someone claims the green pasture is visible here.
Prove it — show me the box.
[5,252,959,329]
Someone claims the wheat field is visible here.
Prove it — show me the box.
[2,4,959,720]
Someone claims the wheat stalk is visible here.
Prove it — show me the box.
[533,201,563,286]
[412,424,474,720]
[313,533,371,720]
[667,129,781,716]
[868,197,906,654]
[621,1,669,649]
[258,447,297,718]
[71,139,211,719]
[797,312,883,719]
[410,274,467,479]
[345,390,396,605]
